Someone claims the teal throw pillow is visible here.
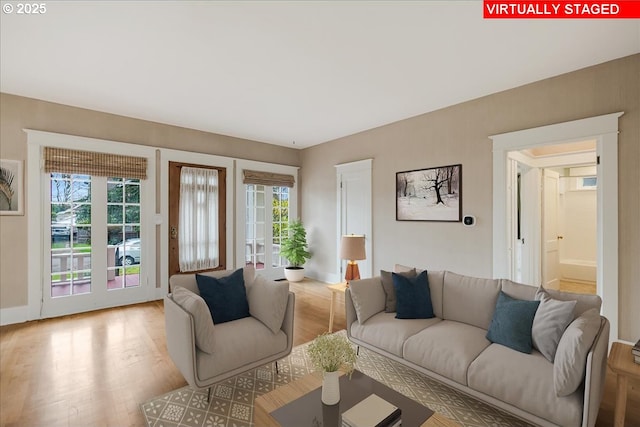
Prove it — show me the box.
[392,270,434,319]
[196,269,250,324]
[486,291,540,354]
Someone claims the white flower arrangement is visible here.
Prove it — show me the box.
[307,333,357,375]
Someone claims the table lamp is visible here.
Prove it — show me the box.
[340,234,366,284]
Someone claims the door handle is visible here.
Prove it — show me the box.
[171,226,178,240]
[557,235,564,240]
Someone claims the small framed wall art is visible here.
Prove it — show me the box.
[0,159,24,215]
[396,164,461,222]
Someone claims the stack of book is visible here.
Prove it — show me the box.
[633,339,640,364]
[342,394,401,427]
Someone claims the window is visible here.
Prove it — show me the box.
[578,176,597,189]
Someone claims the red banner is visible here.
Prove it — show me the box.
[484,1,640,18]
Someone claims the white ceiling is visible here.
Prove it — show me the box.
[1,2,638,149]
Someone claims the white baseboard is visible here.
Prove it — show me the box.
[0,305,29,326]
[307,271,341,284]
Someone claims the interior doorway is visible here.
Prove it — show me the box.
[511,142,597,295]
[490,112,622,342]
[336,159,373,281]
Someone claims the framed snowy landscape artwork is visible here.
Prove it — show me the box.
[396,164,461,222]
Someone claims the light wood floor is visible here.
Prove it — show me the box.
[0,279,637,427]
[559,279,597,295]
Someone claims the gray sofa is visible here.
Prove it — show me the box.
[345,269,609,427]
[165,268,295,394]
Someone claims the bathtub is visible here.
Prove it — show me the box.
[560,259,597,283]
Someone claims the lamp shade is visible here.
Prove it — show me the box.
[340,235,366,261]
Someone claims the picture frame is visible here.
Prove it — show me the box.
[0,159,24,215]
[396,164,461,222]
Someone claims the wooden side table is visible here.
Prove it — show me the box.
[327,282,347,333]
[608,342,640,427]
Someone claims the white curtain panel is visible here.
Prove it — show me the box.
[179,167,219,272]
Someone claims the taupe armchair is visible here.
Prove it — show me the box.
[164,269,295,399]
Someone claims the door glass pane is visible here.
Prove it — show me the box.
[50,174,92,297]
[108,178,141,290]
[272,187,289,267]
[245,184,265,270]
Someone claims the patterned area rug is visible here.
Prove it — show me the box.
[141,332,533,427]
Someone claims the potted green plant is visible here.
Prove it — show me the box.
[307,333,357,405]
[280,219,311,282]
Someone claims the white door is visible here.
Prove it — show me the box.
[43,173,150,317]
[542,169,561,290]
[336,160,372,280]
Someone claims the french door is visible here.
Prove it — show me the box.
[42,173,148,317]
[243,184,292,280]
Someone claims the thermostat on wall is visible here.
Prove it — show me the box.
[463,215,476,227]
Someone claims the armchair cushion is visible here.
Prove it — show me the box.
[248,275,289,334]
[172,286,216,354]
[196,269,250,324]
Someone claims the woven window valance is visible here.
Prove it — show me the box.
[243,169,295,188]
[44,147,148,180]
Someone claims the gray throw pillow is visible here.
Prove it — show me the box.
[247,275,289,334]
[381,268,416,312]
[554,308,601,396]
[532,287,577,362]
[172,286,216,354]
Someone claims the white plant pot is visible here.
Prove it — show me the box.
[284,267,305,282]
[321,370,340,405]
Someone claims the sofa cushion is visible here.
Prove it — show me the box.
[381,268,416,312]
[350,312,440,357]
[403,320,491,385]
[394,265,445,319]
[500,278,537,301]
[532,287,577,362]
[172,286,216,354]
[196,269,250,324]
[501,280,601,319]
[544,286,601,318]
[196,316,287,380]
[349,277,386,324]
[248,275,289,334]
[468,344,583,427]
[443,272,500,330]
[393,270,434,319]
[486,291,540,354]
[554,308,601,396]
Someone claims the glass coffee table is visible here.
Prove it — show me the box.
[254,370,459,427]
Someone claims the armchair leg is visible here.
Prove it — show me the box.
[356,345,360,356]
[207,386,212,403]
[275,360,280,374]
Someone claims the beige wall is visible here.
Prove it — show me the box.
[0,93,300,309]
[300,54,640,341]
